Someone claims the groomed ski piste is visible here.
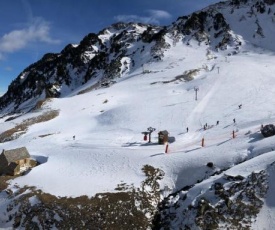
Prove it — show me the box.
[1,34,275,228]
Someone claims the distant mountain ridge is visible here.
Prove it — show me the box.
[0,0,275,114]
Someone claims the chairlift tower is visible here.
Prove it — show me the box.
[194,87,199,100]
[146,127,156,143]
[142,127,156,143]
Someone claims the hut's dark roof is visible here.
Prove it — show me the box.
[158,130,169,135]
[2,147,30,163]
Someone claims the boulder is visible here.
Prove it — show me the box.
[261,124,275,137]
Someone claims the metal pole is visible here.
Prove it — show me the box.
[194,87,199,101]
[165,144,169,153]
[147,127,156,143]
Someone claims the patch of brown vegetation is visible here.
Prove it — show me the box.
[156,170,268,229]
[151,69,200,85]
[0,110,59,143]
[0,175,15,191]
[4,165,164,229]
[32,98,52,111]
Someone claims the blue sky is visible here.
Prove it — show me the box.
[0,0,224,95]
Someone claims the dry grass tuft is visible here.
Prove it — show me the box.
[151,68,200,85]
[4,165,164,229]
[32,98,52,111]
[0,110,59,143]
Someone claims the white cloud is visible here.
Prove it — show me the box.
[0,17,60,58]
[147,10,172,20]
[114,9,172,25]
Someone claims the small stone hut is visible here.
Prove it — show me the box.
[158,130,169,144]
[0,147,36,176]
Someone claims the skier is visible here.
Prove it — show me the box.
[238,104,242,109]
[73,135,75,140]
[186,127,189,133]
[233,118,236,124]
[216,120,219,125]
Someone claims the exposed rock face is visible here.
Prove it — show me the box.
[154,170,268,229]
[2,165,164,229]
[0,22,164,113]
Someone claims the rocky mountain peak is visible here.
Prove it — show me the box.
[0,0,274,114]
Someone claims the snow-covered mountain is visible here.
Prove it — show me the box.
[1,0,275,229]
[1,0,275,114]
